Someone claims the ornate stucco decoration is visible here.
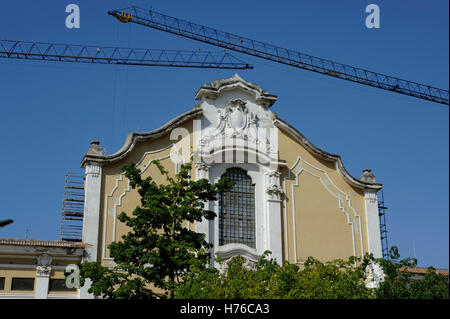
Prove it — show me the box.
[266,170,284,200]
[195,73,278,108]
[365,262,385,289]
[215,243,261,272]
[200,99,274,154]
[274,118,382,191]
[195,162,211,179]
[36,254,52,277]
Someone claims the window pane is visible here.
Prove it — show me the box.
[49,279,77,292]
[0,277,5,290]
[11,278,34,291]
[219,168,255,248]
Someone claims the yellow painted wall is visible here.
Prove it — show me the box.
[0,268,36,294]
[48,269,78,295]
[97,115,369,266]
[278,128,368,264]
[99,121,195,263]
[0,257,80,295]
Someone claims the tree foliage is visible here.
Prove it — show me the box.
[77,160,232,299]
[375,247,449,299]
[74,160,448,299]
[176,248,449,299]
[176,252,374,299]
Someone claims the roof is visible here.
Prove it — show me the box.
[404,267,449,276]
[0,238,84,248]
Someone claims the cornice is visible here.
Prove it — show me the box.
[274,118,382,191]
[81,108,203,167]
[195,73,278,108]
[0,238,84,248]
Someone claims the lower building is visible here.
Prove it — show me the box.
[0,239,83,299]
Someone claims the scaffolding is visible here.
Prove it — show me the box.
[378,190,389,259]
[60,172,85,242]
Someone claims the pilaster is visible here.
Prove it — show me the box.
[364,188,382,259]
[35,254,52,299]
[80,141,103,299]
[265,170,283,264]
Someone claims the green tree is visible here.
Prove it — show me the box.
[408,267,449,299]
[77,160,232,299]
[177,248,449,299]
[175,252,374,299]
[375,247,449,299]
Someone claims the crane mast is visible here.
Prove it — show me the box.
[0,40,252,69]
[108,7,449,105]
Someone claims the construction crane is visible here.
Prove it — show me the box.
[0,39,252,242]
[108,7,449,106]
[0,40,252,69]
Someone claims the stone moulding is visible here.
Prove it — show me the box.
[81,108,203,167]
[195,73,278,108]
[0,238,84,248]
[215,243,261,264]
[274,118,382,191]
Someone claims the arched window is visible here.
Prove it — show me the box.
[218,168,255,248]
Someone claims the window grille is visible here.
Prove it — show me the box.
[218,168,256,248]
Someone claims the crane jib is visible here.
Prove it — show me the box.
[108,7,449,106]
[0,40,253,70]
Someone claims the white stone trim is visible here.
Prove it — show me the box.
[102,146,174,261]
[203,161,283,265]
[364,189,383,258]
[81,109,202,167]
[193,86,284,265]
[83,162,103,263]
[215,243,261,263]
[36,253,52,299]
[283,177,289,261]
[47,294,79,299]
[35,275,50,299]
[0,293,35,299]
[81,162,103,299]
[289,156,364,262]
[274,119,382,191]
[365,262,385,289]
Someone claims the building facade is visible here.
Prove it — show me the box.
[79,74,383,296]
[0,74,384,298]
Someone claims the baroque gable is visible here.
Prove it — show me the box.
[194,74,279,167]
[79,73,383,277]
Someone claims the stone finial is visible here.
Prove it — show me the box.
[86,140,103,156]
[360,168,376,183]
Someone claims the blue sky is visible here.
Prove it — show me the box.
[0,1,448,268]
